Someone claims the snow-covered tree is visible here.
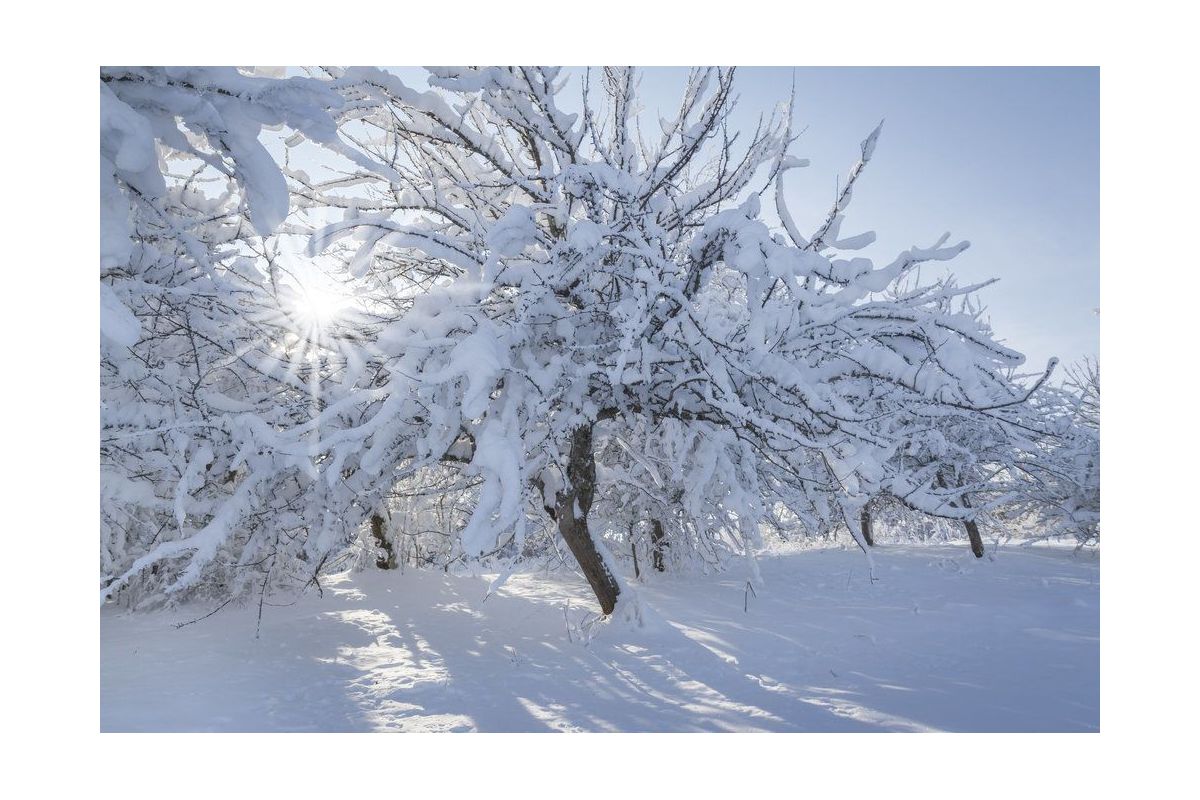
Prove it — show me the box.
[289,66,1058,613]
[999,359,1100,546]
[100,67,392,606]
[101,66,1064,616]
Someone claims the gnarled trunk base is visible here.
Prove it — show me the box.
[371,513,397,570]
[935,473,985,558]
[860,506,875,547]
[554,425,621,615]
[963,518,985,559]
[954,484,985,558]
[650,518,667,572]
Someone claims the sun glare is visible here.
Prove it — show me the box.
[298,287,346,328]
[288,282,348,337]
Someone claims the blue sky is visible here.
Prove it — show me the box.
[377,67,1100,376]
[635,67,1099,377]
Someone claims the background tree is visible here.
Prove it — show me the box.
[100,67,392,605]
[998,359,1100,547]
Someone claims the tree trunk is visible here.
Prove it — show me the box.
[370,513,397,570]
[958,494,985,558]
[859,505,875,547]
[630,524,641,581]
[936,473,985,559]
[553,424,621,614]
[650,518,667,572]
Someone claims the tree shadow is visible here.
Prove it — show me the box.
[102,545,1098,732]
[314,569,933,732]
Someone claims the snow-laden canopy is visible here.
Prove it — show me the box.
[100,67,1086,614]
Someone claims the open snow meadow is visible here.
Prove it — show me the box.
[103,543,1098,732]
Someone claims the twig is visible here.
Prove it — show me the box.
[173,596,237,629]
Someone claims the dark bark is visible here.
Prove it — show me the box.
[554,424,621,614]
[958,493,985,558]
[936,473,985,559]
[859,506,875,548]
[370,513,397,570]
[630,524,641,580]
[650,518,667,572]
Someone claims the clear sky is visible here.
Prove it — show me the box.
[651,67,1099,377]
[379,66,1100,376]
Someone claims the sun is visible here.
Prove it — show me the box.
[294,284,347,330]
[280,274,351,344]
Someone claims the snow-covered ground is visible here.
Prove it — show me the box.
[101,544,1098,732]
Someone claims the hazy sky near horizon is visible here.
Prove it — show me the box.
[381,66,1100,376]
